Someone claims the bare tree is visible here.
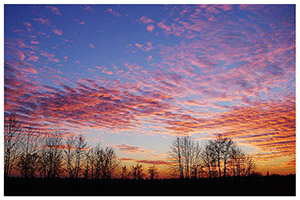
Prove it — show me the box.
[169,136,184,179]
[202,135,255,178]
[38,132,64,179]
[4,114,22,177]
[131,164,144,180]
[121,165,128,179]
[17,127,40,178]
[64,135,87,178]
[64,136,76,178]
[207,135,224,178]
[221,137,233,177]
[244,155,255,176]
[83,148,93,179]
[190,142,202,179]
[169,135,202,179]
[93,144,104,179]
[101,147,119,179]
[82,144,119,180]
[202,144,215,178]
[148,164,159,180]
[229,145,255,177]
[182,135,193,179]
[205,135,235,178]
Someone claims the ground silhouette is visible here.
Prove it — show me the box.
[5,175,295,196]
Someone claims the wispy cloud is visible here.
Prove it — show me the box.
[119,157,172,165]
[52,28,62,36]
[114,144,151,154]
[107,8,121,17]
[46,5,62,15]
[33,17,51,26]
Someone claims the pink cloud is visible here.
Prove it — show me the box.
[89,44,95,48]
[218,4,233,11]
[134,42,153,52]
[22,66,38,74]
[15,49,26,61]
[33,17,51,26]
[73,18,85,25]
[16,39,26,48]
[27,55,39,62]
[46,6,62,15]
[208,16,215,22]
[40,51,59,63]
[30,41,39,45]
[83,6,93,12]
[157,22,171,32]
[52,28,62,36]
[147,24,155,32]
[107,8,121,17]
[23,22,32,32]
[205,6,220,14]
[140,16,154,24]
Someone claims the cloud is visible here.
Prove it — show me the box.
[140,16,154,24]
[73,18,85,25]
[21,66,38,74]
[157,22,171,32]
[40,51,59,63]
[83,6,93,12]
[119,158,171,165]
[52,28,62,36]
[115,144,149,154]
[30,41,39,45]
[89,44,95,48]
[23,22,32,32]
[147,24,155,32]
[134,42,153,52]
[33,17,51,26]
[107,8,121,17]
[46,6,62,15]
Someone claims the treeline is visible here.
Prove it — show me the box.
[4,114,256,180]
[4,115,158,180]
[169,135,256,179]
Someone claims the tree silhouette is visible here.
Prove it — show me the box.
[203,135,255,178]
[38,132,64,179]
[147,164,159,180]
[169,135,202,179]
[121,165,128,179]
[82,143,119,179]
[4,114,22,177]
[206,135,234,177]
[131,164,144,180]
[170,134,256,179]
[101,147,119,179]
[64,135,87,178]
[17,127,40,178]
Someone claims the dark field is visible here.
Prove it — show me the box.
[5,175,295,196]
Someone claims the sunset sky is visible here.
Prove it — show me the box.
[4,4,295,177]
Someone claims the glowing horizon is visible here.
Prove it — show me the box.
[4,4,295,177]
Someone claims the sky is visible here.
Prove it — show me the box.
[4,4,295,177]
